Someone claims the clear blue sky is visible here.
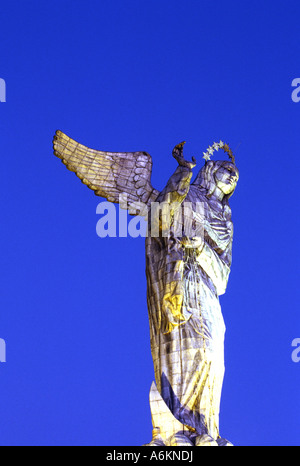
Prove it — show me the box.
[0,0,299,446]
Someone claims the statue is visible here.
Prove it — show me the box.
[53,131,239,446]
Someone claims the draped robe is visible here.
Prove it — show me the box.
[145,165,233,443]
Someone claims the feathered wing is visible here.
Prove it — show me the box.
[53,130,160,213]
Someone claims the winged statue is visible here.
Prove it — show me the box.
[53,130,239,447]
[53,130,161,209]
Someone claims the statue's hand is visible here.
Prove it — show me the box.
[172,142,196,169]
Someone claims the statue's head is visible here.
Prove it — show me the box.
[193,160,239,201]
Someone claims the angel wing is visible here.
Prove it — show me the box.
[53,130,160,213]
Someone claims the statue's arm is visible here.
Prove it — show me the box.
[157,165,193,205]
[149,142,195,235]
[183,238,231,295]
[156,141,196,206]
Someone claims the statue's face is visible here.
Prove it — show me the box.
[214,163,239,195]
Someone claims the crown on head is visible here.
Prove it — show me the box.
[202,141,235,164]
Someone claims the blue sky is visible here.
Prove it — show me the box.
[0,0,299,446]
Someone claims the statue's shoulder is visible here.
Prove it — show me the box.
[186,185,207,204]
